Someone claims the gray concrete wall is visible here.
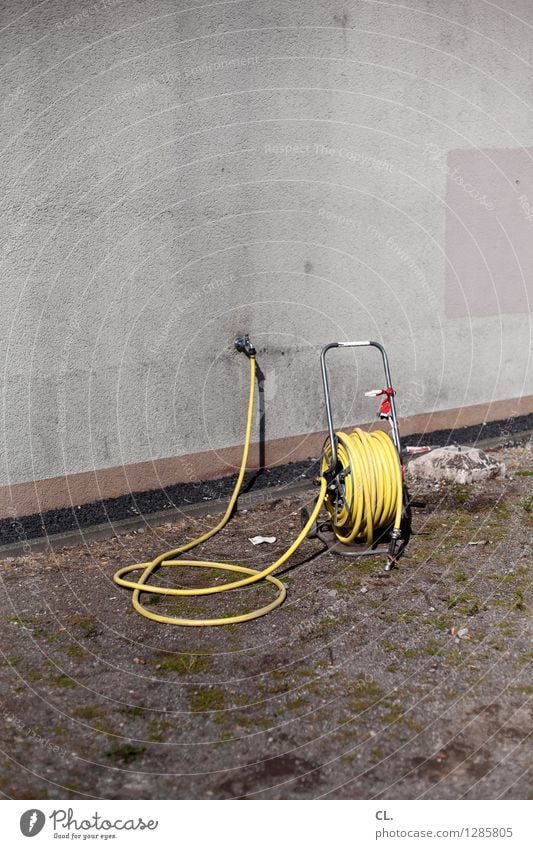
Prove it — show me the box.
[1,0,532,508]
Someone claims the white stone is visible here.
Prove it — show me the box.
[406,445,505,484]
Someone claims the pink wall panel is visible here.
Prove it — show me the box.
[445,147,533,318]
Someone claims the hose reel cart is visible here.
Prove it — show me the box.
[304,339,411,570]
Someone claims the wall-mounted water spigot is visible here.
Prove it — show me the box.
[234,335,256,356]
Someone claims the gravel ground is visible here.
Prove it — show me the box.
[0,440,531,800]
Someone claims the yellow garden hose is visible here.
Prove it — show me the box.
[321,429,403,546]
[113,354,403,626]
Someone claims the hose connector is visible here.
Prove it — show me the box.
[385,528,403,571]
[234,335,256,357]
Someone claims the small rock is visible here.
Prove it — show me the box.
[360,586,368,594]
[451,626,470,641]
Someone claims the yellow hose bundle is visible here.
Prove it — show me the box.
[321,429,403,546]
[113,355,402,626]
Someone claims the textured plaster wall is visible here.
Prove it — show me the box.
[0,0,532,491]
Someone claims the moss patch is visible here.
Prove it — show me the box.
[152,652,211,675]
[105,744,146,764]
[189,689,225,712]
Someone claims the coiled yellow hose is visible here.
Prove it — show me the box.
[113,354,403,626]
[321,429,403,546]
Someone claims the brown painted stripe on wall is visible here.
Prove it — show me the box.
[1,394,531,520]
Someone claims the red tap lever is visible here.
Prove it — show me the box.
[364,386,395,420]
